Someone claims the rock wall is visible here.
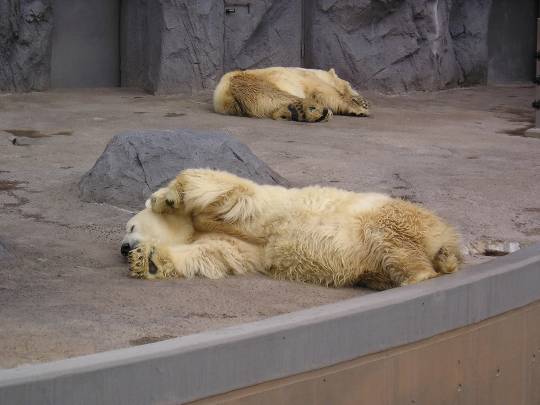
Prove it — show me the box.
[120,0,150,90]
[121,0,495,94]
[305,0,492,93]
[0,0,53,91]
[121,0,302,94]
[450,0,493,86]
[4,0,534,94]
[222,0,302,72]
[487,0,537,84]
[153,0,224,94]
[121,0,224,94]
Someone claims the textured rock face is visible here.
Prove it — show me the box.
[155,0,224,94]
[222,0,302,72]
[121,0,224,94]
[0,0,53,91]
[305,0,492,93]
[450,0,493,85]
[2,0,518,94]
[122,0,494,94]
[121,0,302,94]
[79,129,289,210]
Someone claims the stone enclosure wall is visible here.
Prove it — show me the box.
[305,0,493,93]
[120,0,495,93]
[0,0,536,94]
[0,0,53,91]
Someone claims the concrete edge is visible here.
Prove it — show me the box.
[1,244,539,404]
[524,127,540,138]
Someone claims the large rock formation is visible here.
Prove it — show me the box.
[221,0,302,72]
[5,0,535,94]
[0,0,53,91]
[120,0,495,94]
[121,0,302,94]
[121,0,225,94]
[305,0,492,93]
[79,129,289,210]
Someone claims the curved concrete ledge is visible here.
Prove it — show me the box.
[1,244,540,405]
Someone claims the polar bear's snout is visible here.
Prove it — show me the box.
[120,242,131,257]
[120,237,139,257]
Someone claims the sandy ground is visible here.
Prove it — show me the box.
[0,85,539,368]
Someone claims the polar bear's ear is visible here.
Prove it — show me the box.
[328,68,337,77]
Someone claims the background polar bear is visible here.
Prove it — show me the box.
[213,67,370,122]
[123,169,462,290]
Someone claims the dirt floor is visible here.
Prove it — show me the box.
[0,85,539,369]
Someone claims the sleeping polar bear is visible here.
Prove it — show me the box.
[121,169,462,291]
[213,67,370,122]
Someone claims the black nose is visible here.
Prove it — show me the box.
[121,243,130,256]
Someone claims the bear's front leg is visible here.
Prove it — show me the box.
[149,181,184,214]
[150,169,262,239]
[128,237,260,280]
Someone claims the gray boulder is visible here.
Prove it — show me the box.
[79,129,289,210]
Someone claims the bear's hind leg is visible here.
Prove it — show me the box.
[230,73,298,119]
[383,247,439,288]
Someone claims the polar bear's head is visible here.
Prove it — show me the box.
[120,207,194,257]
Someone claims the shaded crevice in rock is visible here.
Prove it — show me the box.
[127,139,152,195]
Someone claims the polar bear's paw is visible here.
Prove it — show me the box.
[128,244,176,279]
[128,244,154,278]
[347,95,370,117]
[272,100,332,123]
[149,187,183,214]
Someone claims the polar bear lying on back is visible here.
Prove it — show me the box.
[121,169,462,290]
[213,67,370,122]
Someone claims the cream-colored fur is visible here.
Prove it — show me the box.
[123,169,462,290]
[213,67,370,122]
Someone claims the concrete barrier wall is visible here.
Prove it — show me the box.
[1,243,539,405]
[191,300,540,405]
